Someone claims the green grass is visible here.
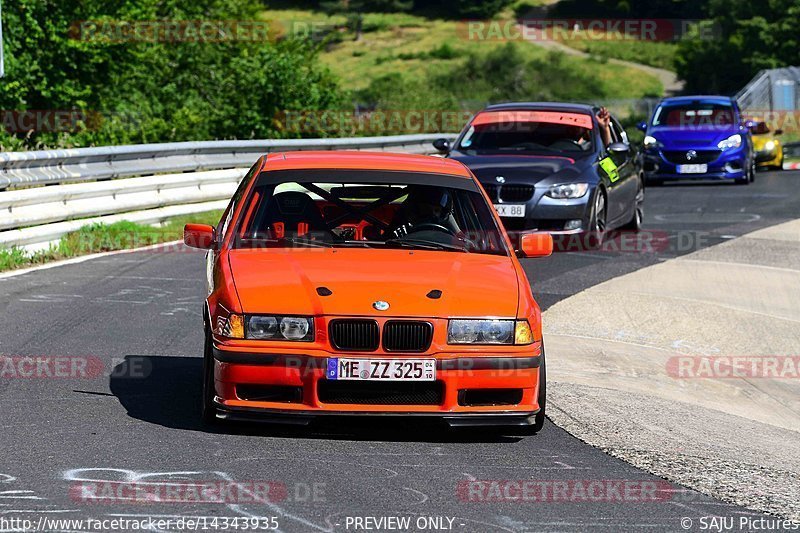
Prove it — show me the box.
[261,8,664,114]
[556,33,678,71]
[0,210,222,273]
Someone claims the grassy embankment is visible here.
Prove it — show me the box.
[0,211,222,272]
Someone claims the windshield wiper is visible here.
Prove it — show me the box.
[383,238,468,252]
[252,237,332,248]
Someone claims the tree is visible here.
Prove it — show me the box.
[0,0,345,149]
[414,0,512,19]
[675,0,800,94]
[320,0,412,41]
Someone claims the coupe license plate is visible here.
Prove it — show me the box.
[327,358,436,381]
[494,204,526,217]
[677,164,708,174]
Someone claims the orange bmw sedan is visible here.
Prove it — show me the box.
[184,152,553,433]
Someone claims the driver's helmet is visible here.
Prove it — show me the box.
[407,186,453,225]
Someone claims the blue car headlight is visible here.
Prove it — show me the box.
[643,135,660,149]
[717,134,742,151]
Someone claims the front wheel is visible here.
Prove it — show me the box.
[586,189,607,249]
[621,178,644,232]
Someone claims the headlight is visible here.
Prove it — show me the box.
[765,140,775,151]
[643,135,659,148]
[247,316,278,339]
[245,315,313,341]
[546,183,589,200]
[279,317,312,341]
[448,319,533,345]
[717,134,742,150]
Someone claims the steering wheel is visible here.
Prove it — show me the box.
[407,223,456,236]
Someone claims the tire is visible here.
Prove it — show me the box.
[620,178,644,232]
[749,159,756,183]
[201,329,219,425]
[585,189,607,249]
[509,349,546,436]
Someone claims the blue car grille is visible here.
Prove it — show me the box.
[661,150,722,165]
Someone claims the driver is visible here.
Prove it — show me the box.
[389,185,454,238]
[570,107,612,150]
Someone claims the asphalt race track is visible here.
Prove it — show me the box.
[1,170,798,532]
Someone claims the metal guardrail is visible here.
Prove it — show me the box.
[0,134,456,250]
[0,135,452,189]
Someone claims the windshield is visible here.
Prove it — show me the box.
[230,171,509,256]
[652,103,735,128]
[458,110,595,154]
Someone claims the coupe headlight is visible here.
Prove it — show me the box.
[245,315,313,341]
[717,134,742,150]
[643,135,659,148]
[448,319,533,345]
[765,140,775,151]
[546,183,589,200]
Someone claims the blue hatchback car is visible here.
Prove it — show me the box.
[637,96,755,185]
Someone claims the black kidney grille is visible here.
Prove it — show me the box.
[481,184,500,201]
[500,185,535,202]
[383,321,433,352]
[329,319,379,351]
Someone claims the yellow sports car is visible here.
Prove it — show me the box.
[750,121,784,170]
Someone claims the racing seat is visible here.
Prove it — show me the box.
[254,191,328,240]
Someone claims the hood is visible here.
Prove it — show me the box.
[448,151,591,187]
[649,126,742,149]
[449,151,588,182]
[228,248,519,318]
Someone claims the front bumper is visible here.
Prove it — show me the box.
[215,406,539,428]
[211,345,542,425]
[641,147,747,181]
[488,187,592,234]
[755,148,782,167]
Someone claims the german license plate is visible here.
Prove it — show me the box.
[326,358,436,381]
[494,204,526,217]
[677,164,707,174]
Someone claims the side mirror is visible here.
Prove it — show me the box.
[432,138,451,153]
[775,129,783,135]
[184,224,216,250]
[607,141,630,161]
[636,121,647,132]
[518,232,553,258]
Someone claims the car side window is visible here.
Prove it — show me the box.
[609,117,626,144]
[218,161,260,242]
